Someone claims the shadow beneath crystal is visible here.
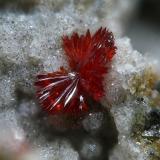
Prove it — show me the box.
[15,83,118,160]
[34,101,118,160]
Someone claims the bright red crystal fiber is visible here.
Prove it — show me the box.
[35,27,117,116]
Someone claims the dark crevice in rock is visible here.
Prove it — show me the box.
[15,88,34,102]
[144,109,160,133]
[155,81,160,93]
[0,56,16,76]
[0,0,38,13]
[131,108,160,140]
[0,55,42,77]
[13,58,42,102]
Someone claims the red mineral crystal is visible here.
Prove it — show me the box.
[35,27,116,116]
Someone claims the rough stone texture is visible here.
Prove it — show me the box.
[103,37,150,106]
[107,37,160,160]
[0,0,159,160]
[0,109,25,152]
[82,112,104,133]
[80,138,102,159]
[37,140,79,160]
[109,102,148,160]
[110,100,160,160]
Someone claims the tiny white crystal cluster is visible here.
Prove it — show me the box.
[0,0,159,160]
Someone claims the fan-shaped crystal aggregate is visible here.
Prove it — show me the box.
[35,27,116,115]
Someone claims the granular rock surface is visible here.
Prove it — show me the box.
[0,0,159,160]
